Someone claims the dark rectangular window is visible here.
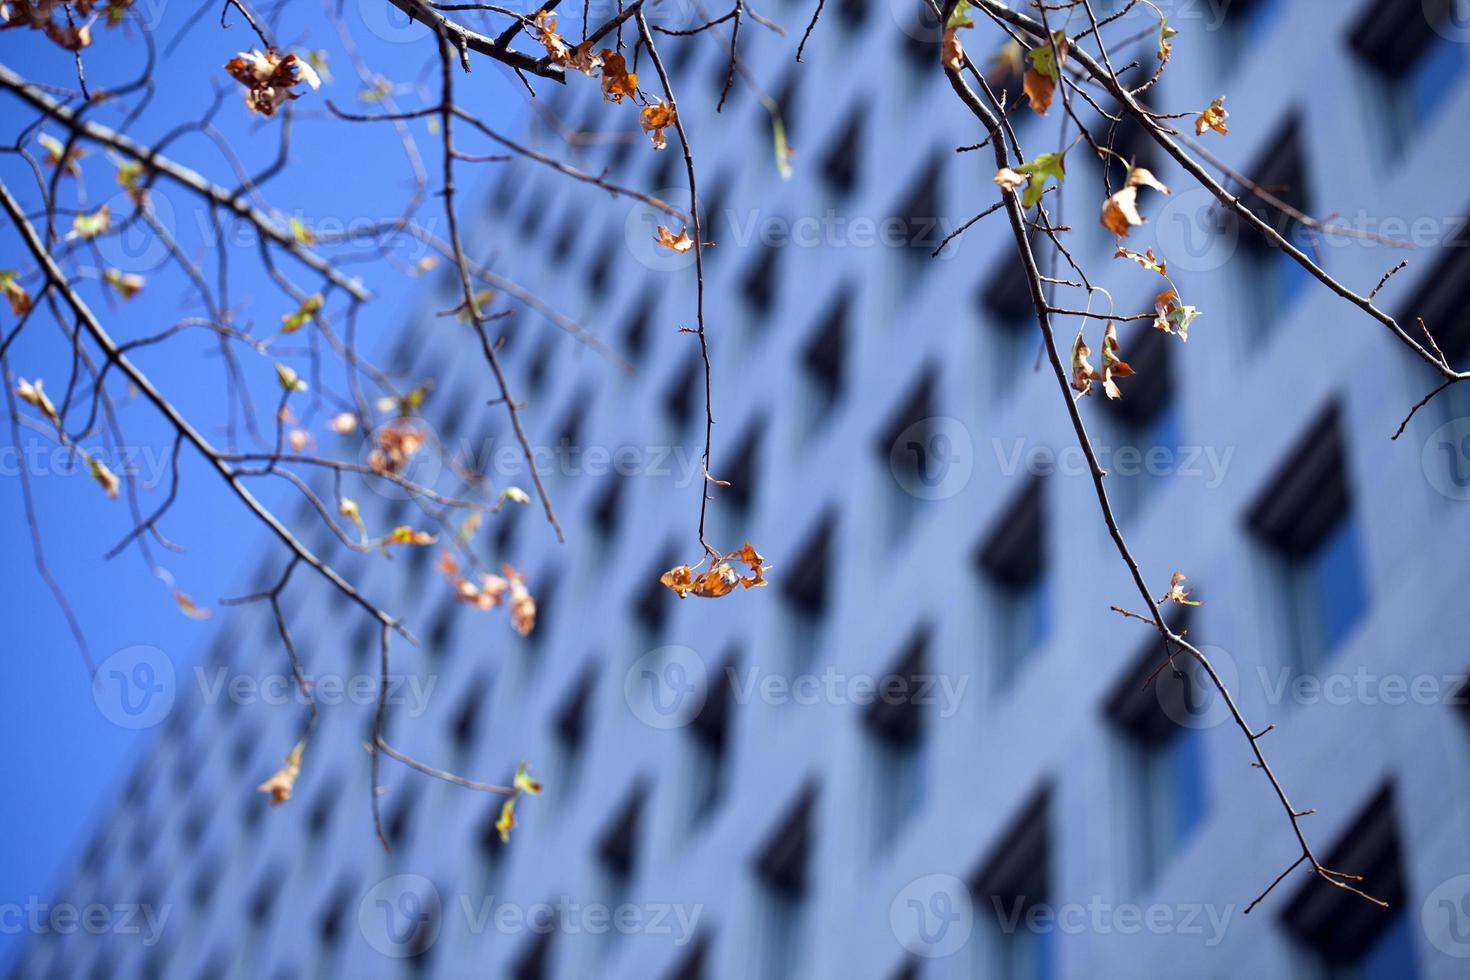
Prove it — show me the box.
[975,478,1049,692]
[621,291,654,366]
[511,926,554,980]
[1090,110,1159,192]
[801,292,848,432]
[971,786,1052,980]
[553,664,596,805]
[1100,320,1179,520]
[448,672,491,757]
[781,511,836,670]
[753,784,816,979]
[1282,784,1416,979]
[1247,405,1368,670]
[1235,119,1315,342]
[1104,620,1206,890]
[889,153,945,264]
[863,628,930,854]
[899,6,940,73]
[720,420,763,520]
[1219,0,1283,64]
[666,933,710,980]
[741,242,782,322]
[688,652,735,827]
[874,365,939,542]
[590,475,626,548]
[595,782,648,959]
[1396,234,1470,428]
[820,107,864,198]
[663,353,701,439]
[635,543,681,639]
[1352,0,1466,143]
[980,248,1039,401]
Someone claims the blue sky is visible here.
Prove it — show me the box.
[0,5,527,967]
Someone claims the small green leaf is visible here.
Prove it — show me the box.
[68,205,111,241]
[281,293,323,334]
[1158,16,1178,61]
[1027,30,1068,80]
[1014,152,1065,208]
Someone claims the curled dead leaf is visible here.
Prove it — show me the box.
[600,49,637,102]
[1101,186,1143,237]
[640,98,676,150]
[1023,68,1055,116]
[1195,96,1229,137]
[660,542,769,599]
[653,225,695,253]
[941,25,969,72]
[993,167,1029,193]
[1126,166,1171,195]
[1115,246,1167,278]
[1160,570,1203,606]
[224,49,321,117]
[1100,322,1133,400]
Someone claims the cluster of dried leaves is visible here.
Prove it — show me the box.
[438,552,537,636]
[660,542,769,599]
[224,48,322,117]
[1070,322,1132,401]
[0,0,133,51]
[530,10,675,150]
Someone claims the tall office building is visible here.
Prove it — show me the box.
[13,0,1470,976]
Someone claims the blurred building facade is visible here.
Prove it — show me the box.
[14,0,1470,977]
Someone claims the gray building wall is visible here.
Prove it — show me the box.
[13,0,1470,977]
